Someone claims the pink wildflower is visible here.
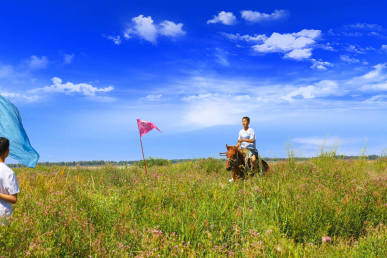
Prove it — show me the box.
[322,236,332,243]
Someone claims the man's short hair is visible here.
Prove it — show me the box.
[242,116,250,123]
[0,137,10,156]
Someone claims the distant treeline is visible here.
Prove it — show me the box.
[7,154,384,168]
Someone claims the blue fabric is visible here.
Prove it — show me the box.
[0,95,39,167]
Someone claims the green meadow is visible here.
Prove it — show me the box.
[0,153,386,257]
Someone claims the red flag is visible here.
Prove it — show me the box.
[136,118,161,137]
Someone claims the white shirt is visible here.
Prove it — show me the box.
[238,128,256,150]
[0,162,20,216]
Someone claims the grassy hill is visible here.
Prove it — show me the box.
[1,153,386,256]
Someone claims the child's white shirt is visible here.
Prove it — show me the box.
[238,128,256,150]
[0,162,20,216]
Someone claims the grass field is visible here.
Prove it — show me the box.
[0,153,386,257]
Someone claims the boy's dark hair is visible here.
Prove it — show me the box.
[242,116,250,123]
[0,137,10,156]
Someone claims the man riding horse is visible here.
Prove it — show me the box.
[226,116,269,182]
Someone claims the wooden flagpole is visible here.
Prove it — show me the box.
[139,134,148,175]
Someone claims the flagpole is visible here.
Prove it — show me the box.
[139,134,148,175]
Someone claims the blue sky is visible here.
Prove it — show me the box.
[1,0,386,162]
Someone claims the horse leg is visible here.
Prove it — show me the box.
[251,155,257,175]
[232,168,237,181]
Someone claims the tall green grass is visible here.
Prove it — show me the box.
[0,153,385,256]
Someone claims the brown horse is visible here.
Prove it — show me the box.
[223,144,270,181]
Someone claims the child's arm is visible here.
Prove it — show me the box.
[0,193,17,204]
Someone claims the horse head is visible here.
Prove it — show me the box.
[225,144,240,171]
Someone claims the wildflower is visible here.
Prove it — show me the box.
[322,236,332,243]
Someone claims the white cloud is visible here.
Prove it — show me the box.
[35,77,114,96]
[224,30,330,69]
[63,53,74,64]
[345,63,387,92]
[182,93,213,102]
[28,55,48,69]
[241,9,288,23]
[362,82,387,91]
[121,64,387,130]
[285,48,312,60]
[221,32,267,42]
[346,44,375,54]
[0,91,40,102]
[105,35,122,45]
[346,23,384,31]
[382,44,387,51]
[364,94,387,103]
[282,80,340,101]
[252,29,321,60]
[361,63,385,80]
[207,11,236,25]
[159,21,186,37]
[183,100,244,128]
[346,45,362,54]
[125,15,158,43]
[123,15,186,43]
[213,48,230,66]
[340,55,360,63]
[145,94,162,101]
[310,59,333,70]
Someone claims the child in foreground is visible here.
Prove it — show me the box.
[0,137,20,224]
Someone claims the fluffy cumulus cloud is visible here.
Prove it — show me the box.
[30,77,114,98]
[285,48,312,60]
[159,20,186,37]
[222,30,329,69]
[123,15,186,43]
[207,11,236,25]
[125,15,158,43]
[241,9,288,23]
[252,29,321,60]
[28,55,48,69]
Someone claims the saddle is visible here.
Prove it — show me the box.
[240,148,255,172]
[240,148,266,175]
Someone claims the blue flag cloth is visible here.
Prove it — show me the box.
[0,95,39,167]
